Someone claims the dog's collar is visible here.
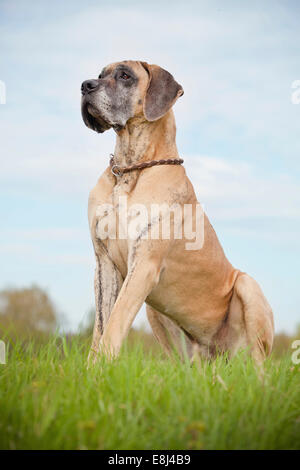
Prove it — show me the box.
[109,154,184,177]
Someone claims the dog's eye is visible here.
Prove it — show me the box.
[120,72,130,80]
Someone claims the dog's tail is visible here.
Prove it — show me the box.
[234,273,274,362]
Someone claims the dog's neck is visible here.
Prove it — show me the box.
[113,109,179,167]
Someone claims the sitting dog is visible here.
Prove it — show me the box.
[81,60,274,364]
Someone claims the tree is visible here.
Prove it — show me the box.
[0,285,58,339]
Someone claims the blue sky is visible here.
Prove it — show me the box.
[0,0,299,333]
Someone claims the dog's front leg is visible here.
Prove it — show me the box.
[88,244,123,366]
[98,258,161,359]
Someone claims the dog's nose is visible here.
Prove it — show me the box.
[81,79,99,95]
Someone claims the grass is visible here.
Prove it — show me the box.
[0,335,299,450]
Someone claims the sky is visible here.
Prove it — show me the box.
[0,0,299,333]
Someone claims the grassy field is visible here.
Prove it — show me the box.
[0,335,299,450]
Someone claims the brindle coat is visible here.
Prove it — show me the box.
[81,60,274,364]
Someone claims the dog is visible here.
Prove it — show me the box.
[81,60,274,364]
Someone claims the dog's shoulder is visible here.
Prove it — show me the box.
[88,167,115,227]
[89,167,115,201]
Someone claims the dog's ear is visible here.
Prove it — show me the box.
[140,62,184,122]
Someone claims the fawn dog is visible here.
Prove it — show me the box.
[81,60,274,364]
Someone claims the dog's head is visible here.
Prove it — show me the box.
[81,60,184,133]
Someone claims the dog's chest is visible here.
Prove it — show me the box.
[92,181,146,273]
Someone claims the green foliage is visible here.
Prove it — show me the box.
[0,336,299,450]
[0,285,58,341]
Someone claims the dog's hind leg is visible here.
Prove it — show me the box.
[146,305,195,360]
[224,273,274,363]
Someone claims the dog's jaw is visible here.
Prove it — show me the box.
[81,98,112,133]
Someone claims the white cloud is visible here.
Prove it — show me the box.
[188,155,300,219]
[0,228,87,241]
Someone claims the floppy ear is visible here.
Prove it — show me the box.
[140,62,184,122]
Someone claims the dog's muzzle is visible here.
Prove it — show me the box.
[81,79,100,95]
[81,79,112,133]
